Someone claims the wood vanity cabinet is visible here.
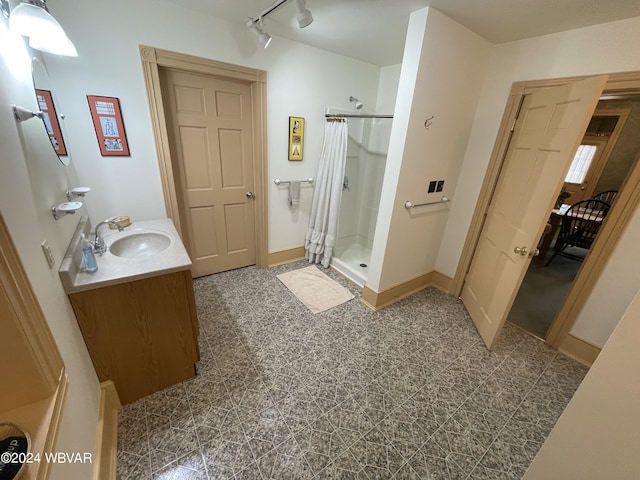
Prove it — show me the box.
[68,269,199,405]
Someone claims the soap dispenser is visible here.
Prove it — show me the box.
[81,234,98,273]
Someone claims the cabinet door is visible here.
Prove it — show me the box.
[70,270,199,404]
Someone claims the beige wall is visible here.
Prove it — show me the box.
[524,287,640,479]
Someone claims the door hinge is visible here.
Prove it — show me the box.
[510,95,525,132]
[459,277,467,296]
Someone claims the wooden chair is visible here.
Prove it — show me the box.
[545,199,610,266]
[592,190,618,205]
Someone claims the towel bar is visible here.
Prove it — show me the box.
[274,177,314,186]
[405,196,450,209]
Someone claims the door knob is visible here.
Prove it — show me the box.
[514,246,528,256]
[246,191,255,199]
[528,248,540,258]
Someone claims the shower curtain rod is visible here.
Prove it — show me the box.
[325,113,394,119]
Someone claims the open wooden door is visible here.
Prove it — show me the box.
[461,75,607,349]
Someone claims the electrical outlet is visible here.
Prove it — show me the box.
[436,180,445,192]
[41,240,55,269]
[428,180,437,193]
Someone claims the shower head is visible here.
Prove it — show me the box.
[349,96,363,110]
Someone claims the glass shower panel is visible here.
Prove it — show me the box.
[333,117,391,286]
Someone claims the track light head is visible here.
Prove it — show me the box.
[246,17,272,49]
[294,0,313,28]
[246,0,313,48]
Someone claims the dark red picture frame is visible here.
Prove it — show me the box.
[36,89,67,156]
[87,95,130,156]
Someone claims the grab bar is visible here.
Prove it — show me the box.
[405,196,450,209]
[274,177,314,186]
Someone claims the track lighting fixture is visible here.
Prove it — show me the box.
[6,0,77,57]
[294,0,313,28]
[246,0,313,49]
[245,17,272,49]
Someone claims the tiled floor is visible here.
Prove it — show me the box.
[116,262,588,479]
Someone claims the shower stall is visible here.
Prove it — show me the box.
[327,111,393,286]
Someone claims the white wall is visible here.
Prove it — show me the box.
[376,65,401,114]
[369,7,491,291]
[437,15,640,347]
[46,0,382,254]
[0,2,383,477]
[524,287,640,479]
[570,204,640,346]
[0,21,99,480]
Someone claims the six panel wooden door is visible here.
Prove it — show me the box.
[461,76,607,348]
[161,68,256,277]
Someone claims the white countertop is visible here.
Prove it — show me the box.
[59,218,192,294]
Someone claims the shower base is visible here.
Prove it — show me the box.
[331,243,371,287]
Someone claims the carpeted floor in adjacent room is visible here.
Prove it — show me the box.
[116,261,588,480]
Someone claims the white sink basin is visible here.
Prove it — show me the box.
[109,232,172,258]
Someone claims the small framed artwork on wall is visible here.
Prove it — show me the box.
[87,95,130,156]
[36,89,67,156]
[289,116,304,161]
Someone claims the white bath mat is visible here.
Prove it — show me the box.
[277,265,354,314]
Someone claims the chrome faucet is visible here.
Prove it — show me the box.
[92,218,125,254]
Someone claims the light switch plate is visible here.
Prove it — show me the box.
[41,240,55,269]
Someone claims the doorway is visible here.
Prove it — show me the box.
[139,46,269,275]
[453,71,640,356]
[160,68,257,277]
[460,75,607,348]
[508,98,640,339]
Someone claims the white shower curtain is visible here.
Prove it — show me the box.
[305,119,348,267]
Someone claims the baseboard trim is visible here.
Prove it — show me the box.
[93,381,122,480]
[362,272,434,310]
[38,372,68,480]
[558,333,602,367]
[267,246,305,267]
[431,271,454,294]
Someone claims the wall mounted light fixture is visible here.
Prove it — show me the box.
[5,0,77,57]
[246,0,313,49]
[12,104,44,122]
[0,0,9,18]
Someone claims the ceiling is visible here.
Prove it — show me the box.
[162,0,640,66]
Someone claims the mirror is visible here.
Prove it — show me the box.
[31,57,71,166]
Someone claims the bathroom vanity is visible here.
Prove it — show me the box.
[59,218,199,405]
